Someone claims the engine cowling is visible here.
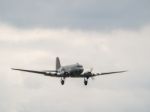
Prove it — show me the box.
[57,71,64,75]
[84,71,92,76]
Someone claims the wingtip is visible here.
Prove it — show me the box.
[11,68,16,70]
[118,70,127,73]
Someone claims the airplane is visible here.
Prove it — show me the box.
[11,57,127,85]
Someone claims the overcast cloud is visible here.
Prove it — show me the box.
[0,0,150,112]
[0,0,150,30]
[0,24,150,112]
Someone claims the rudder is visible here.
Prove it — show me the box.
[56,57,61,70]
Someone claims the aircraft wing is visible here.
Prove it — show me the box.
[94,70,127,76]
[11,68,57,76]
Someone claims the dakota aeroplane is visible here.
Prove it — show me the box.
[12,57,126,85]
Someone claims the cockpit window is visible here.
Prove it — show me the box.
[77,64,83,67]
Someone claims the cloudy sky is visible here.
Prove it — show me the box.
[0,0,150,112]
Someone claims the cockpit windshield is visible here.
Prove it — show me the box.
[76,63,83,67]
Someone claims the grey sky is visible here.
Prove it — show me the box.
[0,0,150,112]
[0,0,150,30]
[0,25,150,112]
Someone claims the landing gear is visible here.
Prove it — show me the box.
[84,77,88,85]
[61,80,64,85]
[61,77,65,85]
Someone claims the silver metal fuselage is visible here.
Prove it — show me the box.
[57,63,84,77]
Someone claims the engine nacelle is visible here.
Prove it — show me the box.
[57,71,64,75]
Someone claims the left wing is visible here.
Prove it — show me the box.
[93,70,127,76]
[81,70,127,78]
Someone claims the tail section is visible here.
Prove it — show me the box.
[56,57,61,70]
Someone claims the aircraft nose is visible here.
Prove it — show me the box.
[80,67,84,72]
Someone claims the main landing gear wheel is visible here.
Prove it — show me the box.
[84,78,88,86]
[61,77,65,85]
[61,80,64,85]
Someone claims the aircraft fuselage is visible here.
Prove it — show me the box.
[57,63,84,77]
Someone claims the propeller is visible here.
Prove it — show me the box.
[90,68,93,72]
[89,68,95,80]
[57,71,64,75]
[84,68,95,80]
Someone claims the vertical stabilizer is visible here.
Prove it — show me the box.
[56,57,61,70]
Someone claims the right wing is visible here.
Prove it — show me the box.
[11,68,59,77]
